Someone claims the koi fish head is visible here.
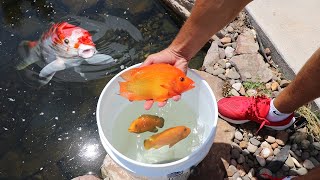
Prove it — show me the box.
[173,75,195,94]
[46,22,96,58]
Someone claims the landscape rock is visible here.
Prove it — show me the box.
[301,152,310,160]
[303,159,315,170]
[235,32,259,54]
[218,59,227,68]
[296,167,308,176]
[235,131,243,141]
[243,72,252,79]
[237,154,245,164]
[194,70,225,100]
[271,82,279,91]
[271,143,278,149]
[265,136,276,144]
[259,168,272,179]
[230,89,240,96]
[301,140,310,150]
[225,69,240,79]
[285,156,294,168]
[313,142,320,150]
[225,47,235,58]
[309,157,320,167]
[249,138,261,146]
[232,83,242,91]
[261,141,272,149]
[230,54,273,82]
[292,157,302,168]
[247,143,258,153]
[267,145,290,173]
[260,148,273,158]
[227,165,237,177]
[210,67,226,76]
[256,155,266,166]
[221,37,232,44]
[232,148,241,159]
[203,42,219,69]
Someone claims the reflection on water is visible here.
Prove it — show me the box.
[0,0,205,179]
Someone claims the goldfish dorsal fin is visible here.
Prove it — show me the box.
[120,68,140,81]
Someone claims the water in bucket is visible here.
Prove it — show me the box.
[111,100,204,164]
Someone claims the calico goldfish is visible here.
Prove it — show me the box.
[128,114,165,133]
[17,22,114,84]
[144,126,191,150]
[119,64,195,102]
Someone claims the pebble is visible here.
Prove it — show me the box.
[280,80,290,88]
[232,83,242,91]
[281,164,290,171]
[294,150,302,157]
[225,47,235,58]
[225,62,231,68]
[285,156,294,168]
[313,142,320,150]
[308,157,320,166]
[303,159,315,169]
[271,82,279,91]
[273,148,280,155]
[211,67,226,76]
[243,72,252,79]
[237,154,245,164]
[225,68,240,79]
[292,157,302,168]
[265,83,272,90]
[293,132,307,144]
[310,149,318,156]
[249,138,261,146]
[247,142,258,153]
[276,131,289,146]
[247,168,255,178]
[232,148,241,159]
[218,59,226,68]
[259,168,272,179]
[242,175,250,180]
[246,89,257,97]
[291,144,298,151]
[234,139,240,144]
[219,48,226,59]
[256,155,266,166]
[296,167,308,175]
[221,37,232,44]
[265,136,276,144]
[271,143,278,149]
[254,147,263,156]
[242,149,250,156]
[267,145,291,173]
[226,26,234,33]
[301,140,310,150]
[234,131,243,141]
[240,141,248,149]
[260,148,273,158]
[232,172,240,179]
[301,152,310,160]
[261,141,272,149]
[227,165,237,176]
[231,159,238,166]
[230,89,240,96]
[218,74,226,80]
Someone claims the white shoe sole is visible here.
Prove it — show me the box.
[219,113,296,131]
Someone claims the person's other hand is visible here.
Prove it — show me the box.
[141,47,189,110]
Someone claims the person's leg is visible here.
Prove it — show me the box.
[274,48,320,113]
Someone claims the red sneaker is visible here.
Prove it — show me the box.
[218,96,295,131]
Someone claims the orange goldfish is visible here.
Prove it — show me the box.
[144,126,191,150]
[119,64,195,102]
[128,114,165,133]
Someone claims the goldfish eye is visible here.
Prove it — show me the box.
[180,77,185,82]
[184,128,187,131]
[64,39,69,44]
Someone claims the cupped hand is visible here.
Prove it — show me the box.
[141,47,189,110]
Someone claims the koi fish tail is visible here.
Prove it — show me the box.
[16,41,40,70]
[119,81,135,101]
[144,139,153,150]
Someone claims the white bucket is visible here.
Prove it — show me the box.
[97,63,218,180]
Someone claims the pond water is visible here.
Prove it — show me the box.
[0,0,205,179]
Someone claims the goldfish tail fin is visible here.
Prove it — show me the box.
[120,68,140,81]
[16,41,40,70]
[119,81,135,101]
[159,117,165,128]
[144,139,152,150]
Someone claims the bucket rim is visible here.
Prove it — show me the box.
[96,63,218,168]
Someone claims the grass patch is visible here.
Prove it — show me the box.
[242,81,272,97]
[296,106,320,141]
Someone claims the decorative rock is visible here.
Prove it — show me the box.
[242,175,250,180]
[292,157,303,168]
[246,89,257,96]
[259,168,272,179]
[291,144,298,151]
[303,159,315,170]
[239,87,246,96]
[248,168,255,178]
[281,164,290,172]
[264,48,271,56]
[310,149,318,156]
[230,89,240,96]
[292,132,307,144]
[219,48,226,59]
[230,54,273,83]
[261,141,272,149]
[227,165,237,176]
[265,83,272,90]
[242,149,250,156]
[276,131,289,146]
[256,155,266,166]
[309,157,320,167]
[271,82,279,91]
[218,74,226,80]
[231,159,237,167]
[261,148,273,158]
[232,83,242,91]
[247,142,258,153]
[285,156,295,168]
[237,154,245,164]
[271,143,278,149]
[232,172,240,179]
[226,26,234,33]
[203,42,220,69]
[296,167,308,175]
[273,148,280,155]
[218,59,226,68]
[301,140,310,150]
[225,62,231,69]
[231,148,241,159]
[235,131,243,141]
[267,145,291,173]
[250,138,261,146]
[301,152,310,160]
[225,47,235,58]
[254,147,263,156]
[294,150,302,157]
[221,37,232,44]
[234,139,240,144]
[225,68,240,79]
[313,142,320,150]
[239,141,248,149]
[235,33,259,54]
[280,80,290,88]
[265,136,276,144]
[243,72,252,79]
[210,67,226,76]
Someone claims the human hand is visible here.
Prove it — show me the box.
[141,47,189,110]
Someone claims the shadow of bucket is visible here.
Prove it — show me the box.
[96,63,218,180]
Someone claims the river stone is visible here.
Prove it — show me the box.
[230,54,273,83]
[280,80,290,87]
[242,149,250,156]
[256,155,266,166]
[232,148,240,159]
[227,165,237,176]
[235,32,259,54]
[237,154,245,164]
[246,89,257,97]
[203,42,219,69]
[309,157,320,167]
[232,83,242,91]
[301,140,310,150]
[281,164,290,172]
[225,69,240,79]
[250,138,261,146]
[292,157,302,168]
[235,131,243,141]
[273,148,280,155]
[291,144,298,151]
[310,149,319,156]
[218,59,226,68]
[265,136,276,144]
[301,152,310,160]
[267,145,290,173]
[261,141,272,149]
[285,155,294,168]
[221,37,232,44]
[313,142,320,150]
[231,159,237,167]
[261,148,273,158]
[296,167,308,175]
[225,47,235,58]
[303,159,315,169]
[247,143,258,153]
[210,67,226,76]
[194,70,224,100]
[259,168,272,179]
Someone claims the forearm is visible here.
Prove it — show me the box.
[169,0,252,60]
